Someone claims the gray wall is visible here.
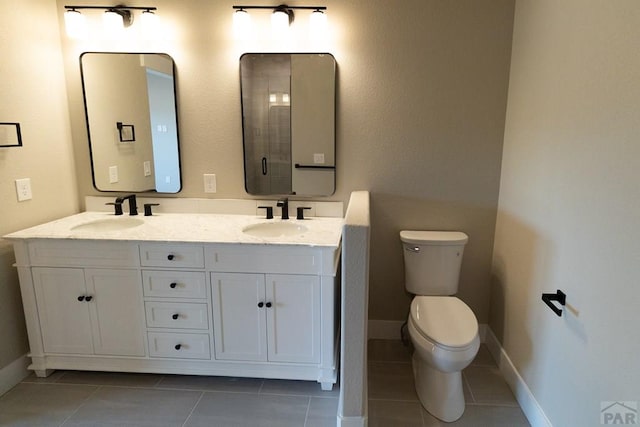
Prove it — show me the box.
[492,1,640,425]
[0,0,79,371]
[60,0,515,324]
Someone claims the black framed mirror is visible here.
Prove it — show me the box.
[80,52,181,193]
[240,53,336,196]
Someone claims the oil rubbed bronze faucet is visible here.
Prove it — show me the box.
[115,194,138,216]
[276,198,289,220]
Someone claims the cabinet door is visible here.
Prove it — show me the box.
[266,274,321,364]
[85,269,145,357]
[211,273,267,361]
[32,267,93,354]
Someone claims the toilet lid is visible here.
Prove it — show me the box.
[410,296,478,349]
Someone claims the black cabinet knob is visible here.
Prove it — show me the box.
[266,302,272,308]
[77,295,85,302]
[172,314,179,320]
[169,282,177,289]
[167,254,175,261]
[258,302,264,308]
[85,296,93,302]
[175,344,182,350]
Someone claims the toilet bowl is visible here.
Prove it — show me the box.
[408,296,479,422]
[400,230,479,422]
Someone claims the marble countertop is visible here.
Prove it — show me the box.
[4,211,343,248]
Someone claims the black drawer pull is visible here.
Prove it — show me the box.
[167,254,175,261]
[175,344,182,350]
[258,302,264,308]
[172,314,179,320]
[169,282,177,289]
[265,302,272,308]
[77,295,85,302]
[85,296,93,302]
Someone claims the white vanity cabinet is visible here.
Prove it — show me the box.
[211,272,320,364]
[32,267,145,357]
[10,233,340,390]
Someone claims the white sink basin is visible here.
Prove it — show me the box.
[70,217,144,232]
[242,222,308,237]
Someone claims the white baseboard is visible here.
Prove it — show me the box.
[337,415,367,427]
[484,329,552,427]
[0,354,30,397]
[368,320,404,339]
[369,320,490,343]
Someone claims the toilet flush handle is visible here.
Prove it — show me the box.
[405,246,420,253]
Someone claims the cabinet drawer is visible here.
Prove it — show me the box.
[140,244,204,268]
[142,271,207,299]
[28,240,138,267]
[206,245,321,275]
[148,332,211,359]
[145,302,209,330]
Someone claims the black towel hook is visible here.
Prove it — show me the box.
[541,290,566,317]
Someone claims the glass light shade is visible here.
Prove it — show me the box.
[233,9,251,39]
[103,10,125,36]
[271,10,290,39]
[309,10,327,38]
[64,10,87,39]
[140,10,159,39]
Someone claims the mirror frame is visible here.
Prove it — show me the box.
[80,52,182,193]
[239,52,336,197]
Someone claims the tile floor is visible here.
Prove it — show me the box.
[0,340,530,427]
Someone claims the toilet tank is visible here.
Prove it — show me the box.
[400,231,468,296]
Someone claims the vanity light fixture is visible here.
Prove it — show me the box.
[232,4,327,39]
[63,5,158,39]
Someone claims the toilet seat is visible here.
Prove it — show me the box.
[410,296,478,350]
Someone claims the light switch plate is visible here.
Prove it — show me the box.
[204,174,217,193]
[109,166,118,183]
[15,178,32,201]
[143,161,151,177]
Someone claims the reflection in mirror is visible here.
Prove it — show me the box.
[81,53,181,193]
[240,53,335,196]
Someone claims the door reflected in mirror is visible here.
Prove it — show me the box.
[81,52,181,193]
[240,53,336,196]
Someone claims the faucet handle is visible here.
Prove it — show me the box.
[144,203,160,216]
[105,202,123,216]
[296,207,312,220]
[258,206,274,219]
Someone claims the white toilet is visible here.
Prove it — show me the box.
[400,230,480,422]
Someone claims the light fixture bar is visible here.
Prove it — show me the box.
[65,5,157,11]
[232,5,326,11]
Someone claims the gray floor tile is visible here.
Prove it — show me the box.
[369,399,425,427]
[422,404,530,426]
[185,391,309,427]
[56,371,163,388]
[21,370,68,384]
[470,345,497,367]
[261,379,339,397]
[305,397,339,427]
[157,374,263,393]
[62,386,201,427]
[0,383,98,427]
[368,361,418,401]
[463,366,518,406]
[368,339,413,362]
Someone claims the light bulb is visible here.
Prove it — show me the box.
[271,9,290,39]
[140,10,159,39]
[233,9,251,39]
[309,9,326,39]
[103,10,125,37]
[64,9,87,39]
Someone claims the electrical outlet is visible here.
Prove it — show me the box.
[314,153,325,164]
[15,178,32,201]
[143,161,151,177]
[109,166,118,183]
[204,174,217,193]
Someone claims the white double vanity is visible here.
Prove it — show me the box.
[5,204,343,391]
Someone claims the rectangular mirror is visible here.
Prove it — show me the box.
[240,53,336,196]
[80,52,181,193]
